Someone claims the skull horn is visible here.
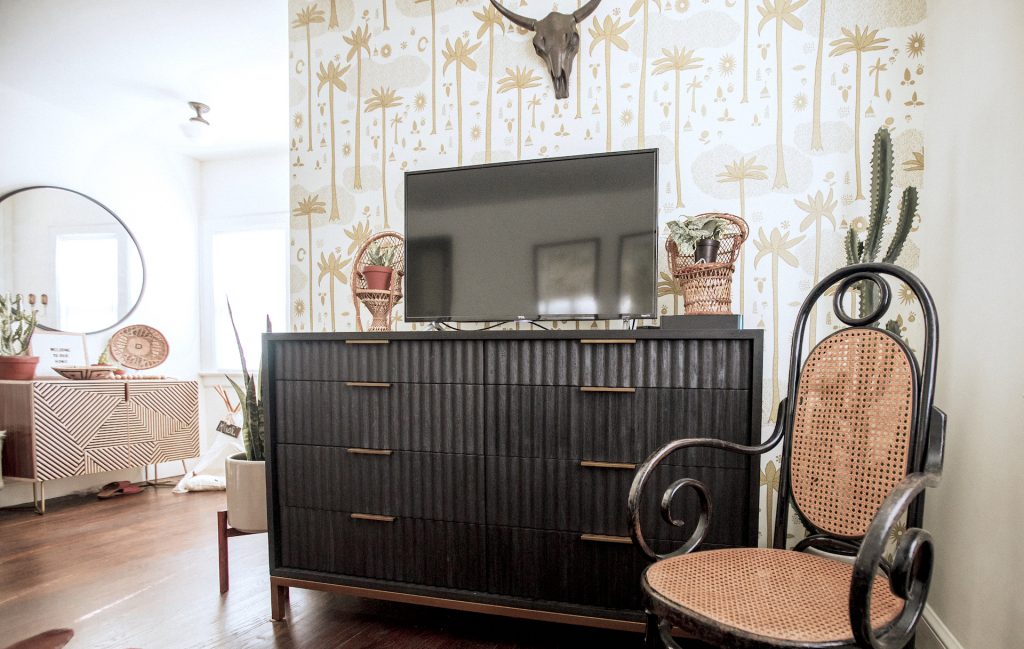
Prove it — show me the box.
[572,0,602,23]
[489,0,536,31]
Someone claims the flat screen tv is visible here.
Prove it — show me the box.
[404,149,657,322]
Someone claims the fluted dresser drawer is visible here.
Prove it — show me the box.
[278,506,487,592]
[485,527,727,610]
[276,444,485,524]
[272,338,486,383]
[486,456,753,542]
[273,380,485,454]
[485,385,751,467]
[484,337,752,388]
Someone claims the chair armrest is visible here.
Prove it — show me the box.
[849,471,940,649]
[627,399,788,561]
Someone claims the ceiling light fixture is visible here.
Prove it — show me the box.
[188,101,210,125]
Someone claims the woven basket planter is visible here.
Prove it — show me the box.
[352,231,405,332]
[666,213,748,315]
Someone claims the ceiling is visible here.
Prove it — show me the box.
[0,0,287,160]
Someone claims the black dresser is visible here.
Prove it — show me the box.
[264,329,763,630]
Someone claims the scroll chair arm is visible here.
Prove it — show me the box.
[628,399,788,562]
[849,471,941,649]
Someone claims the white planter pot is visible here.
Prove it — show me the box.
[225,452,267,533]
[0,430,6,489]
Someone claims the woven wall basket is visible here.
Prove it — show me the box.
[666,213,748,315]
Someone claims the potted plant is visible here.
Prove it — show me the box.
[362,240,397,290]
[224,299,268,534]
[667,215,731,263]
[0,294,39,380]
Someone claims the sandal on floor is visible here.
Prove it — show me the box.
[97,482,143,499]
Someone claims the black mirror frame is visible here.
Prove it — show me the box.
[0,185,147,335]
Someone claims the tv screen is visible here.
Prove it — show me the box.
[404,149,657,322]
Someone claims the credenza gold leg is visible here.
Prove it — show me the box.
[31,480,45,515]
[270,580,289,621]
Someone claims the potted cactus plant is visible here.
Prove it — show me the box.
[362,240,397,290]
[0,294,39,380]
[667,215,731,263]
[843,126,918,332]
[223,299,269,533]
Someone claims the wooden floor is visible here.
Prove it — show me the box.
[0,486,648,648]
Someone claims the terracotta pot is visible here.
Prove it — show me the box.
[225,452,267,533]
[363,265,394,290]
[695,238,721,264]
[0,355,39,380]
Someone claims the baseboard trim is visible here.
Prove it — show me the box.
[921,604,964,649]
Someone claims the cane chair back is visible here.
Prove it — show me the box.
[789,328,916,538]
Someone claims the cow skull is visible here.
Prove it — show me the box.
[489,0,602,99]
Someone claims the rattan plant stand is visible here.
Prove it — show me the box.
[351,231,405,332]
[666,213,748,314]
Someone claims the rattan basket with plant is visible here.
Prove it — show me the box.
[665,213,748,315]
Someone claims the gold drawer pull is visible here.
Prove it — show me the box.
[580,339,636,345]
[580,460,637,470]
[344,339,390,345]
[580,533,633,545]
[580,386,636,393]
[346,448,393,456]
[344,381,391,388]
[351,513,397,522]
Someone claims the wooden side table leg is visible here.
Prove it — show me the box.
[218,510,229,593]
[32,480,45,515]
[271,580,289,621]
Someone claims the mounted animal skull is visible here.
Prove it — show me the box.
[489,0,602,99]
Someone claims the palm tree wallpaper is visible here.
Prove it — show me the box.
[289,0,927,545]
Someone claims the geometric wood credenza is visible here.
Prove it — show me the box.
[264,329,763,631]
[0,379,199,512]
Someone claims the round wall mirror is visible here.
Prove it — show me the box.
[0,186,145,334]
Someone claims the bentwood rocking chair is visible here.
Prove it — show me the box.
[629,263,946,649]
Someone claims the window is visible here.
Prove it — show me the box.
[201,215,287,372]
[55,233,119,333]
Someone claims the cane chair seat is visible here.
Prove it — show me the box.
[643,548,904,644]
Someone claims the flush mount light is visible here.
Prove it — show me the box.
[188,101,210,125]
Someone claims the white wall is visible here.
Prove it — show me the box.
[916,2,1024,647]
[198,153,288,452]
[0,82,202,507]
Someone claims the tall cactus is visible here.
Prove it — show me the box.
[0,294,38,356]
[844,127,918,319]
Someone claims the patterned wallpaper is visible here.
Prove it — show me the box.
[288,0,927,544]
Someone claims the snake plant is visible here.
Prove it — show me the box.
[0,294,38,356]
[225,299,270,462]
[844,127,918,321]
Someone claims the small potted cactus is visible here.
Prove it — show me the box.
[0,294,39,380]
[362,240,398,290]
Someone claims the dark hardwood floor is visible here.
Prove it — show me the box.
[0,486,647,648]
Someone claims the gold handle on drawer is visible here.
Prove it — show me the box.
[344,381,392,388]
[579,533,633,545]
[350,513,397,522]
[344,339,390,345]
[579,339,636,345]
[579,386,636,393]
[580,460,637,470]
[346,447,394,456]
